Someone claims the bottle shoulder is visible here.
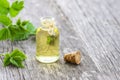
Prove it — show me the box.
[36,27,59,36]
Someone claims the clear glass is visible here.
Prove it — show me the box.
[36,17,59,63]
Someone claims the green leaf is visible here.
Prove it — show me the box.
[0,6,9,15]
[3,53,11,66]
[0,18,36,41]
[10,1,24,17]
[11,1,24,11]
[10,57,19,67]
[2,49,27,68]
[10,49,27,60]
[13,56,24,61]
[47,35,56,45]
[0,27,11,40]
[0,0,9,8]
[16,60,24,68]
[16,18,21,25]
[10,57,24,68]
[9,49,26,68]
[11,28,28,41]
[12,21,36,41]
[0,0,10,15]
[7,24,27,41]
[8,25,19,40]
[9,8,19,17]
[24,22,36,34]
[0,15,12,26]
[22,21,29,26]
[13,33,29,41]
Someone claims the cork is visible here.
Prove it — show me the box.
[64,51,81,64]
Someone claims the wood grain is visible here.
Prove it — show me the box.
[0,0,120,80]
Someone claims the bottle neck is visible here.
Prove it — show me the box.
[40,17,57,36]
[41,25,56,36]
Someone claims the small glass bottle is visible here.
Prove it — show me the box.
[36,17,59,63]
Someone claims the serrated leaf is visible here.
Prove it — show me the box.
[13,33,29,41]
[0,15,12,26]
[16,60,24,68]
[24,22,36,34]
[3,49,27,68]
[13,56,23,61]
[10,49,27,60]
[3,53,11,66]
[0,27,11,40]
[0,0,9,15]
[0,0,9,8]
[22,20,29,26]
[10,57,19,67]
[8,25,21,41]
[10,1,24,17]
[16,18,21,25]
[11,1,24,11]
[0,6,9,15]
[12,21,36,41]
[47,35,56,45]
[9,8,19,17]
[10,57,24,68]
[0,18,36,41]
[8,25,27,41]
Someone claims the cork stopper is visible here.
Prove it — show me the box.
[64,51,81,64]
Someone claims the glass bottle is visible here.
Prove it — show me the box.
[36,17,59,63]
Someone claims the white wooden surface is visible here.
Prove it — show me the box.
[0,0,120,80]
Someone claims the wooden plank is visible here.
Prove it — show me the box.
[55,0,120,80]
[0,0,120,80]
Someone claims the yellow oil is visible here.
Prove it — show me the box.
[36,27,59,63]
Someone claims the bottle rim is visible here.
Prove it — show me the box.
[40,17,55,21]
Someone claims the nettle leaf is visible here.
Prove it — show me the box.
[0,15,12,26]
[10,57,18,67]
[8,25,19,40]
[22,21,29,26]
[0,0,9,8]
[0,20,36,41]
[0,0,10,15]
[9,8,19,17]
[10,49,27,60]
[0,28,11,40]
[11,1,24,11]
[10,57,24,68]
[3,53,11,66]
[8,25,27,41]
[10,0,24,17]
[16,60,24,68]
[47,35,56,45]
[10,26,28,41]
[0,7,9,15]
[13,56,24,61]
[13,33,29,41]
[16,18,21,25]
[24,22,36,34]
[13,21,36,41]
[3,49,27,68]
[10,49,26,68]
